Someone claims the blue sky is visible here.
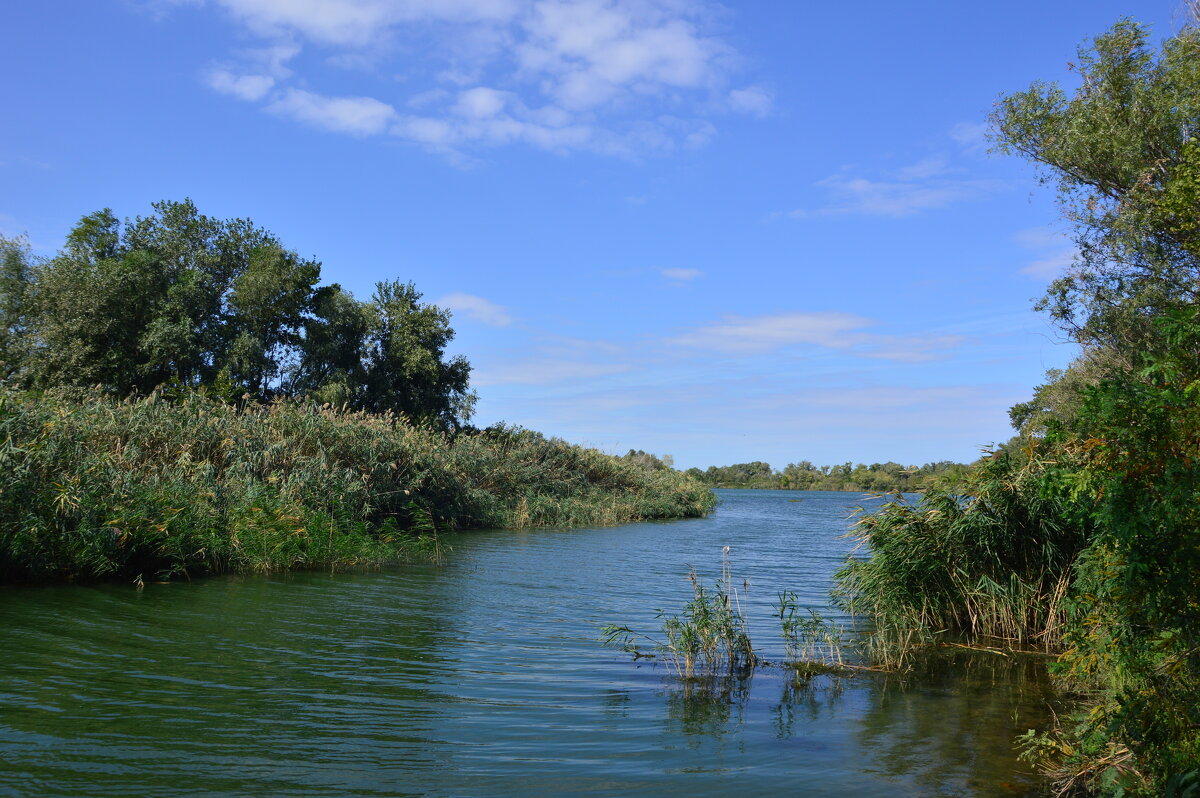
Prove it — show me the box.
[0,0,1181,469]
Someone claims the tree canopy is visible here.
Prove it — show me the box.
[991,18,1200,356]
[982,16,1200,789]
[0,200,475,429]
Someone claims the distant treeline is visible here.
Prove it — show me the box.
[682,459,972,492]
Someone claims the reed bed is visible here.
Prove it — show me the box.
[0,389,715,582]
[833,451,1089,667]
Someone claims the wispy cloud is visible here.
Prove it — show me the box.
[949,121,988,154]
[1015,226,1076,279]
[207,68,275,100]
[267,88,397,135]
[473,359,630,386]
[790,169,1003,218]
[783,124,1005,218]
[439,291,514,326]
[726,85,772,116]
[661,267,702,281]
[182,0,764,157]
[666,311,965,362]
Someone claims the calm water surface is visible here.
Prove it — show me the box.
[0,490,1055,796]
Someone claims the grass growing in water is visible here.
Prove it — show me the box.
[0,389,715,582]
[833,450,1087,668]
[776,590,845,674]
[604,547,848,678]
[604,547,757,677]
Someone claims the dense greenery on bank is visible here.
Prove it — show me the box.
[0,202,715,583]
[836,19,1200,795]
[0,390,715,582]
[685,459,971,492]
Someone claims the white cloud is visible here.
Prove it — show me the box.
[454,86,510,118]
[727,85,771,116]
[1022,251,1075,279]
[438,291,514,326]
[895,157,948,181]
[517,0,724,110]
[211,0,522,47]
[667,311,965,362]
[189,0,763,157]
[790,170,1003,218]
[266,88,396,135]
[207,68,275,100]
[661,267,702,281]
[783,122,1006,218]
[668,311,870,353]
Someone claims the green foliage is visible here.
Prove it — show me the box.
[692,459,972,492]
[604,549,849,679]
[776,591,844,669]
[834,450,1088,668]
[2,200,475,430]
[0,235,32,382]
[991,19,1200,354]
[987,15,1200,792]
[0,390,715,583]
[620,449,674,470]
[1034,308,1200,789]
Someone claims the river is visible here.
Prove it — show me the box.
[0,489,1054,796]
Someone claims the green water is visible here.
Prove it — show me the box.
[0,490,1055,796]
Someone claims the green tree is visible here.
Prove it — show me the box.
[0,236,32,381]
[992,16,1200,790]
[991,18,1200,357]
[361,280,475,427]
[7,200,475,430]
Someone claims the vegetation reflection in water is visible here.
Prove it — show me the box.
[0,490,1055,797]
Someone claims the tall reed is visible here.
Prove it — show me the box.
[833,448,1088,666]
[0,389,715,582]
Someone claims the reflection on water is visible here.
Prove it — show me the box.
[645,649,1052,797]
[0,490,1054,797]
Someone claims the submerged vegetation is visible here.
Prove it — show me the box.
[0,389,715,583]
[834,17,1200,794]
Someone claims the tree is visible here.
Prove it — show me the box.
[360,280,476,428]
[4,200,475,429]
[991,19,1200,357]
[0,236,32,381]
[993,17,1200,789]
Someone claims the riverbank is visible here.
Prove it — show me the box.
[0,390,715,583]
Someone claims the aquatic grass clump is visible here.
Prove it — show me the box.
[605,547,757,678]
[0,389,715,582]
[833,450,1089,668]
[776,591,844,673]
[605,547,850,678]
